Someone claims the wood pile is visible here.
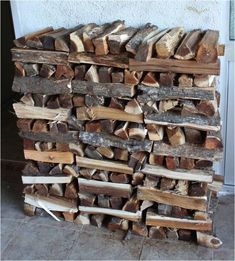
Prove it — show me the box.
[12,21,224,248]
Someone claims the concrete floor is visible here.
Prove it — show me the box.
[1,161,234,260]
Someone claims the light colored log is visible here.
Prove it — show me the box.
[22,175,73,184]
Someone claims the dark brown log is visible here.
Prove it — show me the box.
[46,96,60,109]
[125,23,158,55]
[122,195,139,213]
[178,229,194,241]
[179,158,195,170]
[174,30,202,60]
[79,192,96,207]
[40,64,56,78]
[110,197,123,209]
[57,122,69,133]
[97,195,110,208]
[59,94,73,109]
[149,226,167,239]
[108,27,137,54]
[39,28,66,50]
[194,160,213,169]
[55,65,74,80]
[11,48,68,65]
[32,94,49,107]
[188,182,207,196]
[166,127,185,146]
[22,162,39,176]
[64,181,78,199]
[15,62,25,76]
[49,183,64,196]
[165,156,179,170]
[37,162,54,174]
[35,184,48,196]
[98,67,112,83]
[16,118,34,131]
[111,70,124,83]
[79,131,153,152]
[141,72,159,87]
[149,154,164,166]
[93,20,125,55]
[196,30,219,63]
[49,164,63,175]
[114,148,129,161]
[184,127,204,144]
[109,98,124,111]
[155,27,184,58]
[160,177,176,190]
[100,119,116,134]
[128,151,147,171]
[80,168,96,179]
[110,173,130,184]
[23,139,35,150]
[196,99,217,117]
[12,76,71,95]
[24,63,40,77]
[124,70,142,85]
[132,222,148,237]
[171,206,189,218]
[114,122,129,139]
[153,140,223,161]
[85,121,102,133]
[74,65,87,80]
[56,143,70,152]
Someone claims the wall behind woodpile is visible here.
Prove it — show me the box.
[10,0,231,179]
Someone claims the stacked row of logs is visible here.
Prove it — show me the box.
[12,21,224,248]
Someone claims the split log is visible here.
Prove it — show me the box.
[166,127,185,146]
[20,94,35,106]
[141,72,159,87]
[114,148,129,161]
[137,186,207,211]
[39,28,67,50]
[149,226,167,239]
[70,23,97,52]
[63,165,79,178]
[108,27,137,54]
[12,76,71,95]
[74,65,87,81]
[196,30,219,63]
[83,23,110,52]
[128,151,147,171]
[109,98,125,110]
[132,172,144,186]
[129,123,147,140]
[122,195,139,213]
[110,173,130,184]
[13,103,71,122]
[74,214,90,225]
[135,29,169,61]
[49,164,63,175]
[184,127,203,144]
[64,181,78,199]
[140,200,154,212]
[72,80,135,98]
[97,195,110,208]
[92,170,109,182]
[148,154,164,166]
[79,192,96,207]
[196,99,218,117]
[181,100,198,116]
[79,206,141,222]
[24,203,36,216]
[15,62,25,76]
[159,72,176,86]
[159,100,178,112]
[155,27,184,58]
[68,52,129,69]
[14,27,54,48]
[24,193,77,212]
[11,48,68,65]
[160,177,176,190]
[76,156,133,174]
[158,203,172,216]
[178,229,194,241]
[196,232,222,248]
[195,160,213,169]
[63,212,76,222]
[125,99,142,114]
[56,142,70,152]
[96,147,114,159]
[125,23,158,55]
[178,74,193,87]
[84,145,103,160]
[111,70,124,83]
[22,162,39,175]
[33,94,49,107]
[40,64,56,78]
[194,74,215,88]
[144,175,160,188]
[204,131,223,149]
[24,63,39,77]
[46,96,60,109]
[23,139,35,150]
[132,222,148,237]
[59,94,73,109]
[34,184,48,196]
[22,175,72,184]
[179,158,195,170]
[175,180,189,196]
[76,106,143,123]
[166,228,179,240]
[174,30,202,60]
[24,150,74,164]
[49,183,64,196]
[165,156,179,170]
[137,85,215,102]
[98,67,112,83]
[146,211,212,231]
[107,217,129,231]
[78,178,132,198]
[85,121,102,133]
[129,58,220,75]
[79,131,153,152]
[188,182,207,197]
[145,111,221,131]
[73,95,85,107]
[100,120,116,134]
[93,20,125,55]
[124,70,142,85]
[55,65,74,80]
[90,214,104,228]
[80,168,96,179]
[146,124,164,141]
[110,197,123,209]
[85,65,99,82]
[153,141,223,161]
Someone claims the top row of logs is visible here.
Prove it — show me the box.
[14,20,224,63]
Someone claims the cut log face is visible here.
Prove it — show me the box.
[24,63,40,77]
[196,99,218,117]
[149,226,167,239]
[197,232,222,248]
[194,74,215,88]
[114,122,129,139]
[165,156,179,170]
[204,131,223,149]
[124,70,142,85]
[111,71,124,83]
[166,127,186,146]
[128,123,147,141]
[141,72,159,87]
[15,62,25,77]
[155,27,184,58]
[125,99,143,115]
[114,148,129,161]
[98,67,112,83]
[96,147,114,159]
[178,74,193,87]
[184,127,204,144]
[146,124,164,141]
[40,64,56,78]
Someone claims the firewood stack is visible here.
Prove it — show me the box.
[11,21,225,248]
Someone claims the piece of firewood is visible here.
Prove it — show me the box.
[160,177,176,190]
[149,226,167,239]
[93,20,125,55]
[63,165,79,177]
[146,124,164,141]
[175,180,189,196]
[108,27,137,54]
[14,27,54,48]
[49,183,64,197]
[79,131,153,153]
[122,195,139,213]
[194,74,215,88]
[32,120,48,132]
[96,147,114,159]
[64,181,78,199]
[135,29,169,61]
[125,99,142,114]
[20,93,35,106]
[107,217,129,231]
[196,232,222,248]
[78,178,132,198]
[15,62,25,76]
[24,63,39,77]
[159,100,178,112]
[195,160,213,169]
[158,203,172,216]
[76,156,133,174]
[70,23,97,52]
[204,131,223,149]
[149,154,164,166]
[34,184,48,196]
[56,142,70,152]
[137,186,207,211]
[129,123,147,141]
[40,64,56,78]
[32,94,49,107]
[46,96,60,109]
[85,95,105,107]
[22,175,72,185]
[155,27,184,58]
[144,175,160,188]
[124,70,142,85]
[114,122,129,139]
[132,222,148,237]
[80,168,96,179]
[189,182,207,197]
[196,99,218,117]
[181,100,198,116]
[63,212,76,222]
[84,65,99,82]
[165,156,179,170]
[166,228,179,240]
[92,170,109,181]
[196,30,219,63]
[98,67,112,83]
[129,151,147,171]
[132,172,144,186]
[179,157,195,170]
[74,214,90,225]
[90,214,104,228]
[110,172,130,184]
[49,164,63,175]
[74,65,87,81]
[159,72,176,86]
[97,195,110,208]
[24,203,36,216]
[22,162,39,176]
[59,94,73,109]
[114,148,129,161]
[141,72,159,87]
[85,121,102,133]
[184,127,203,144]
[73,95,85,107]
[55,65,74,80]
[111,70,124,83]
[174,30,202,60]
[84,145,103,160]
[178,74,193,87]
[23,139,35,150]
[23,186,35,197]
[79,192,96,207]
[68,142,84,157]
[125,23,158,55]
[110,197,123,209]
[166,127,186,146]
[100,119,116,134]
[178,229,193,241]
